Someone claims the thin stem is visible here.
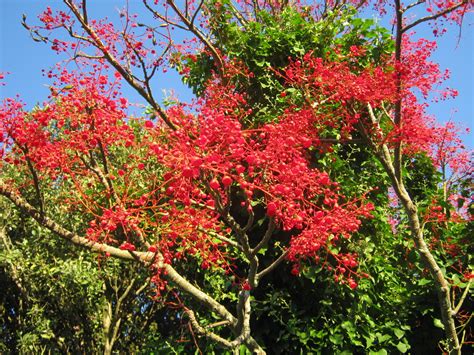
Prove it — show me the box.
[165,0,225,75]
[452,279,472,315]
[183,308,234,349]
[251,219,275,256]
[256,250,289,280]
[197,227,242,250]
[403,0,425,13]
[81,0,88,24]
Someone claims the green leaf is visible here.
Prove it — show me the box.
[433,318,445,330]
[369,350,387,355]
[396,342,410,353]
[329,333,343,345]
[418,278,431,286]
[364,334,375,348]
[341,320,355,333]
[393,328,405,339]
[451,274,462,286]
[376,333,391,343]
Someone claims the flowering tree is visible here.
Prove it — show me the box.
[1,0,472,353]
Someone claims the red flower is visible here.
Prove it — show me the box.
[266,202,277,217]
[221,176,232,187]
[235,164,245,174]
[209,178,220,190]
[242,281,252,291]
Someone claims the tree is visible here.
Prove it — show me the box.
[1,0,472,353]
[0,197,188,354]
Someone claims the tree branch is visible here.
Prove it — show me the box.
[198,227,242,250]
[403,0,425,13]
[256,250,289,280]
[142,0,188,30]
[62,0,176,130]
[0,180,151,262]
[251,219,275,256]
[163,263,237,326]
[452,279,472,316]
[81,0,88,24]
[183,308,234,349]
[232,290,251,348]
[359,106,462,352]
[0,180,253,346]
[403,1,468,33]
[165,0,225,75]
[394,0,403,184]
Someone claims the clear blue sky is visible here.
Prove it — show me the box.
[1,0,473,148]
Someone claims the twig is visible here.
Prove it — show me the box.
[403,1,468,33]
[452,279,472,315]
[256,249,289,280]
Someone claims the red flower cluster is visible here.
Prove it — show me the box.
[1,58,376,287]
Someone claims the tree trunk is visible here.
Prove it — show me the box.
[102,298,121,355]
[368,140,461,353]
[397,188,460,354]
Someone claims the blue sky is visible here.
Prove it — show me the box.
[1,0,472,148]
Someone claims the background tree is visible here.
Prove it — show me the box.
[0,194,189,354]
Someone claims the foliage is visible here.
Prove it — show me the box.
[183,5,394,125]
[0,200,186,353]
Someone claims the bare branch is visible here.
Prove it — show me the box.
[142,0,189,30]
[242,209,254,232]
[184,308,234,349]
[165,0,225,75]
[251,219,275,256]
[81,0,88,24]
[74,52,105,60]
[403,1,468,33]
[163,263,237,326]
[116,276,137,309]
[362,109,462,352]
[0,180,243,337]
[191,0,205,26]
[231,290,256,351]
[256,249,289,280]
[394,0,403,184]
[452,279,472,316]
[227,2,249,26]
[206,320,232,329]
[26,155,44,214]
[198,227,242,250]
[403,0,425,13]
[121,34,162,112]
[220,213,251,254]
